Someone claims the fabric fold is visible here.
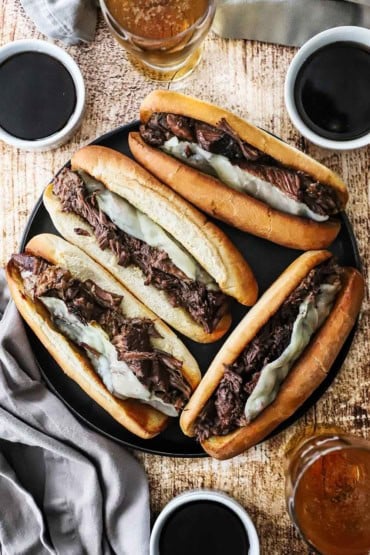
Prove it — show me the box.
[0,273,150,555]
[20,0,98,44]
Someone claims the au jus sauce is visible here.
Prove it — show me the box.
[294,42,370,141]
[0,52,76,140]
[158,500,250,555]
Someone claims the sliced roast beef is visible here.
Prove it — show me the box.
[166,114,195,141]
[84,280,122,309]
[236,164,339,216]
[194,259,342,440]
[74,227,90,236]
[195,121,243,159]
[11,253,49,275]
[300,177,341,216]
[218,118,273,163]
[53,168,227,333]
[140,112,341,217]
[214,368,246,429]
[11,253,50,297]
[139,113,177,146]
[237,161,302,201]
[11,254,191,410]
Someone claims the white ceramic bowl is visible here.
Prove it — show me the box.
[285,26,370,150]
[0,39,85,151]
[150,489,260,555]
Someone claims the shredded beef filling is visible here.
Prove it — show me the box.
[140,113,341,217]
[52,168,227,333]
[11,254,191,411]
[194,259,342,440]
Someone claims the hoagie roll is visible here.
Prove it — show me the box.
[6,234,201,439]
[44,146,258,343]
[180,250,363,459]
[130,91,348,250]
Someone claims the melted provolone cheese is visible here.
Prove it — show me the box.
[244,282,340,422]
[162,137,328,222]
[80,171,216,288]
[40,296,178,416]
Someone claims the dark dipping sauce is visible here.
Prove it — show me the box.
[294,42,370,141]
[0,52,76,140]
[158,501,250,555]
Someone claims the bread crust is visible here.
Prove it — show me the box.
[180,252,364,459]
[70,145,258,306]
[140,90,348,205]
[44,145,259,341]
[43,184,231,343]
[6,234,201,439]
[129,132,341,250]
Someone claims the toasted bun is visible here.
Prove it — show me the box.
[43,191,230,344]
[6,234,201,439]
[129,132,341,250]
[140,91,348,205]
[180,251,364,459]
[44,146,258,342]
[71,146,257,304]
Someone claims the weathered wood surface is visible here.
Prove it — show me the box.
[1,3,369,553]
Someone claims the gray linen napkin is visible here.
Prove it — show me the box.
[0,271,150,555]
[20,0,98,44]
[213,0,370,46]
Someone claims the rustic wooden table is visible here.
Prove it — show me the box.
[1,3,369,553]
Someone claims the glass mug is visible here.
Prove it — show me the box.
[285,432,370,555]
[100,0,216,81]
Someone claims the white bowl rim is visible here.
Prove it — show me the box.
[149,488,260,555]
[284,25,370,150]
[0,39,85,150]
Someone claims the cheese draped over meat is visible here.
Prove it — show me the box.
[80,171,217,288]
[162,137,328,223]
[40,296,178,416]
[244,281,340,422]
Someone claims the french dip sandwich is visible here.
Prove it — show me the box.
[43,146,258,343]
[7,234,201,439]
[180,251,364,459]
[129,91,348,250]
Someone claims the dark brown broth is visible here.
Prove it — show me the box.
[294,42,370,141]
[159,500,250,555]
[0,52,76,140]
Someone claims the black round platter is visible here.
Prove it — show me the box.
[21,121,361,457]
